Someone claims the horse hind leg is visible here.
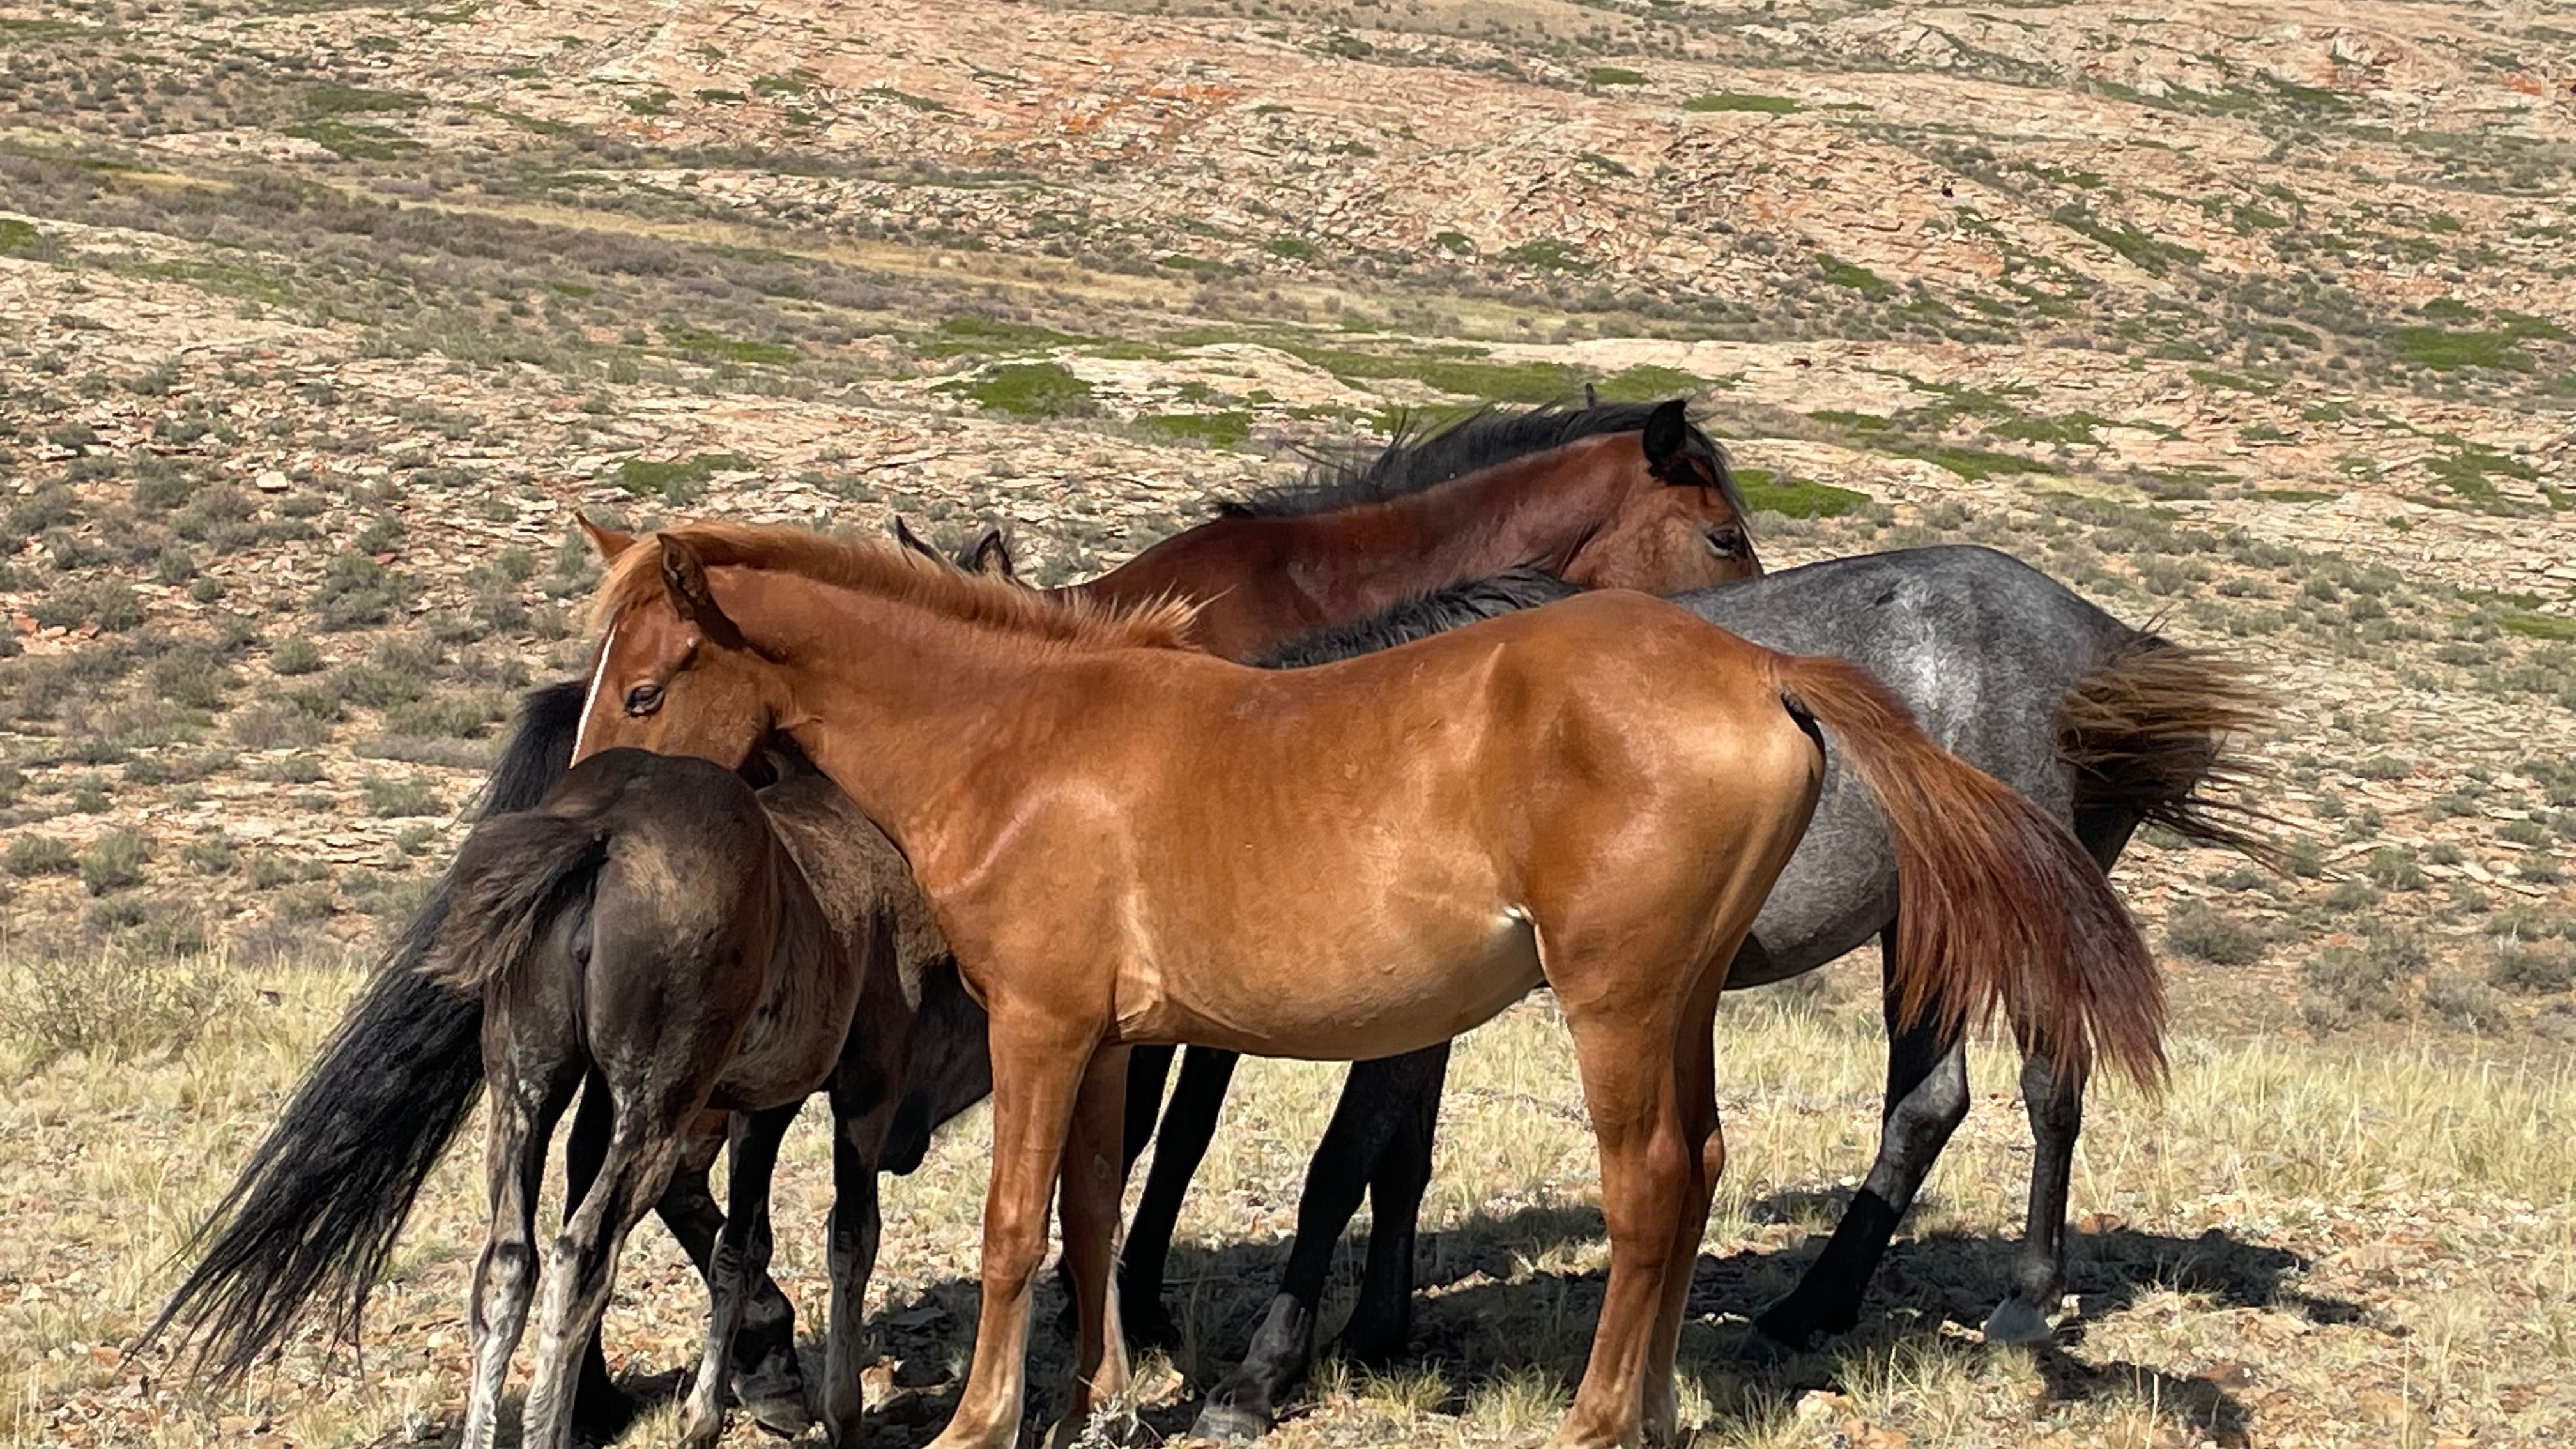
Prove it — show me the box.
[1642,964,1731,1445]
[651,1113,813,1434]
[462,1054,581,1449]
[518,1100,689,1449]
[1984,1051,2082,1347]
[1751,924,1968,1354]
[1549,990,1699,1449]
[682,1103,802,1449]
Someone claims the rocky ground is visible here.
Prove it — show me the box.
[2,0,2573,1445]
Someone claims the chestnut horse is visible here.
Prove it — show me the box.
[569,521,2163,1449]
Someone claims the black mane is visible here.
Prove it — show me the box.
[1257,569,1580,669]
[1220,399,1742,522]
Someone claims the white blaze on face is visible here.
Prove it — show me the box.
[571,618,619,764]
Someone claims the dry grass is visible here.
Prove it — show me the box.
[8,959,2570,1446]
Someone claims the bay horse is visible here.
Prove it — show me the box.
[427,742,990,1448]
[567,521,2164,1449]
[144,396,1758,1434]
[1110,549,2271,1437]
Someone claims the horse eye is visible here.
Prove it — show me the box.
[624,683,664,717]
[1706,528,1749,558]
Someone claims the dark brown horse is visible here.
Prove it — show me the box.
[569,521,2164,1449]
[430,742,995,1448]
[141,396,1760,1439]
[429,749,861,1449]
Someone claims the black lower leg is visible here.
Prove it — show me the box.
[565,1076,638,1437]
[1338,1044,1448,1365]
[1986,1052,2083,1344]
[1754,926,1970,1351]
[1118,1045,1239,1348]
[1195,1045,1446,1439]
[1121,1044,1176,1175]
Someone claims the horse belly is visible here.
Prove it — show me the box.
[1123,910,1545,1061]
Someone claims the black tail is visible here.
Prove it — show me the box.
[2058,635,2280,868]
[139,680,587,1384]
[425,809,609,994]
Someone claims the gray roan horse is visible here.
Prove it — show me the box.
[143,543,2264,1439]
[1121,544,2271,1438]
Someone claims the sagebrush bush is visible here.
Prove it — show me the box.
[0,946,238,1070]
[78,830,148,896]
[6,836,76,878]
[2167,900,2266,965]
[2489,939,2576,995]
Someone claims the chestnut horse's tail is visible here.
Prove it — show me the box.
[1768,654,2166,1090]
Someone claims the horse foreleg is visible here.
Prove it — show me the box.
[1985,1051,2083,1346]
[927,1012,1092,1449]
[1193,1043,1446,1441]
[1751,924,1968,1353]
[824,1088,896,1446]
[1339,1041,1452,1366]
[1120,1043,1175,1173]
[1059,1046,1135,1440]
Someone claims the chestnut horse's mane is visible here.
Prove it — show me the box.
[592,521,1201,651]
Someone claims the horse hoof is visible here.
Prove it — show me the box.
[1981,1298,2055,1347]
[677,1404,725,1449]
[1190,1399,1276,1441]
[742,1386,816,1438]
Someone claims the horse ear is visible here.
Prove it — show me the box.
[891,515,938,562]
[657,533,737,640]
[1642,398,1690,471]
[968,526,1016,580]
[1584,381,1600,409]
[578,513,636,560]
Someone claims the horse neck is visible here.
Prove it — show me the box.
[747,588,1057,863]
[1360,440,1631,585]
[1092,440,1630,611]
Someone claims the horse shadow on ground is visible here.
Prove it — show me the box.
[452,1192,2362,1446]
